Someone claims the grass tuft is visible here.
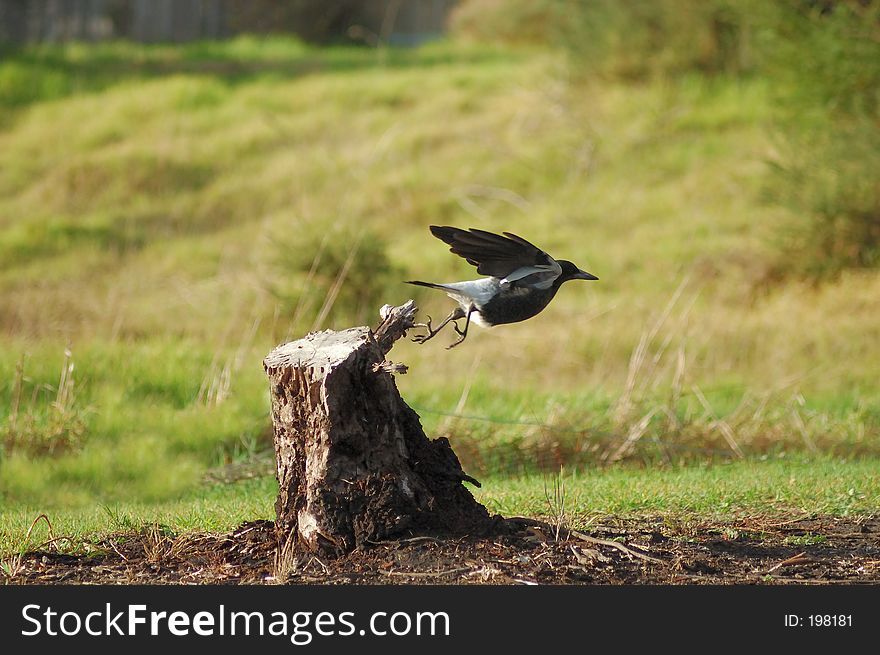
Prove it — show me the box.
[1,350,89,456]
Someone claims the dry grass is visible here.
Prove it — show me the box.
[1,514,54,580]
[1,349,88,456]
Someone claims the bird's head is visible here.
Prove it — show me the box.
[558,259,599,283]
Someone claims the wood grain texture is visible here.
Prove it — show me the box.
[264,302,491,555]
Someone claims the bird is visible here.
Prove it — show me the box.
[406,225,598,348]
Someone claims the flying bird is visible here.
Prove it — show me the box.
[407,225,598,348]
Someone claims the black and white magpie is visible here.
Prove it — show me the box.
[407,225,598,348]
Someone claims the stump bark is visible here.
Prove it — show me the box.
[264,301,492,555]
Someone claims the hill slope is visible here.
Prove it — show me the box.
[1,38,878,507]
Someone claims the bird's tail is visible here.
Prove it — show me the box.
[405,280,450,291]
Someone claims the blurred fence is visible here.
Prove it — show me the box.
[0,0,227,43]
[0,0,455,44]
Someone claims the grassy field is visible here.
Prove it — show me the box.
[2,455,877,556]
[1,37,878,556]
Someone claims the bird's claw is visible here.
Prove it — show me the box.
[446,321,468,348]
[411,311,469,348]
[411,315,434,344]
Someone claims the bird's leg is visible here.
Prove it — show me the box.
[446,305,476,349]
[411,307,466,344]
[412,314,434,333]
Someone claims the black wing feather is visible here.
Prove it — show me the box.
[428,225,555,278]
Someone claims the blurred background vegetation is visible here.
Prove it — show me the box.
[0,0,878,532]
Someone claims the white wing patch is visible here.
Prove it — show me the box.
[500,260,562,290]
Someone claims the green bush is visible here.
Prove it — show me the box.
[764,1,880,280]
[265,220,400,331]
[450,0,756,78]
[770,121,880,279]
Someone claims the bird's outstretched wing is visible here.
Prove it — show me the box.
[429,225,562,289]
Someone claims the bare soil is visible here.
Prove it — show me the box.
[6,515,879,585]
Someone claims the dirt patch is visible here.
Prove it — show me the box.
[5,515,879,585]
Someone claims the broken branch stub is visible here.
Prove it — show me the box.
[263,300,492,555]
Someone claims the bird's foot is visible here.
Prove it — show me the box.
[446,321,468,349]
[411,315,437,344]
[411,308,467,346]
[445,336,466,350]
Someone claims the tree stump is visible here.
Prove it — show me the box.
[263,301,493,555]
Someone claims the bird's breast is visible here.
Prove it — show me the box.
[478,286,558,326]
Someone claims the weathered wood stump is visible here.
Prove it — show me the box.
[264,301,493,555]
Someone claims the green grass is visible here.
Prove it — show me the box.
[0,477,277,556]
[476,455,880,520]
[0,37,878,546]
[1,455,874,556]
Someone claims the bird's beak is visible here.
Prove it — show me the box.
[574,269,599,281]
